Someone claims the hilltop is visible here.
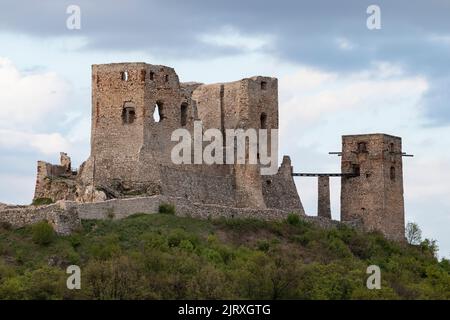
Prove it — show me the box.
[0,213,448,300]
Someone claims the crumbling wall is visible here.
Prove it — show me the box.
[0,203,81,235]
[33,153,77,202]
[62,195,293,222]
[318,176,331,219]
[33,62,306,218]
[262,156,305,214]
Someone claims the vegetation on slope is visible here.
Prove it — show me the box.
[0,213,448,300]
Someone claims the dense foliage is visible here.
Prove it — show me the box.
[0,213,448,300]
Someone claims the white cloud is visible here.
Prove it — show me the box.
[279,64,428,126]
[0,57,71,129]
[198,26,274,52]
[0,173,35,205]
[0,129,69,155]
[0,57,77,155]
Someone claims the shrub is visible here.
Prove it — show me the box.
[105,208,115,220]
[31,198,54,206]
[68,234,82,248]
[179,239,195,252]
[31,221,55,246]
[420,239,439,258]
[286,213,300,225]
[257,240,270,252]
[0,221,12,231]
[88,235,121,259]
[159,203,175,215]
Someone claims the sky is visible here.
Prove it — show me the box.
[0,0,449,258]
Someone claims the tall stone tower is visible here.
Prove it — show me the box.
[340,134,405,241]
[88,63,191,193]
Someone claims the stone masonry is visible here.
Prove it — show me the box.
[33,62,304,214]
[318,176,331,219]
[0,63,408,241]
[340,134,405,241]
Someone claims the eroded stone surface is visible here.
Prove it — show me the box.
[32,62,304,214]
[340,134,405,241]
[10,63,406,241]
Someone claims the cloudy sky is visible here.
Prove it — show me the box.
[0,0,449,257]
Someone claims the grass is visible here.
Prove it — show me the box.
[0,213,448,300]
[31,198,54,206]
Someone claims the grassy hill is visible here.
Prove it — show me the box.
[0,212,449,300]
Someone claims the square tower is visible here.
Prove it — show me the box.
[90,63,185,189]
[340,134,405,241]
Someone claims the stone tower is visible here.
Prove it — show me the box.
[340,134,405,241]
[66,62,304,213]
[88,63,188,192]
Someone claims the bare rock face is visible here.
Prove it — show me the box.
[80,185,107,203]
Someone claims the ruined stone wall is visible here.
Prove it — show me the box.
[0,203,80,235]
[62,195,294,222]
[340,134,405,241]
[34,153,77,202]
[318,176,331,219]
[191,76,282,209]
[159,165,237,205]
[33,62,305,216]
[262,156,305,214]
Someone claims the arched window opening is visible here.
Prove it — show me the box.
[140,69,146,82]
[165,75,169,82]
[153,102,164,123]
[150,72,155,80]
[122,104,136,124]
[390,166,396,181]
[180,103,188,126]
[121,71,129,81]
[260,112,267,129]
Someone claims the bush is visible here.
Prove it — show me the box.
[257,240,270,252]
[0,221,12,231]
[31,221,55,246]
[159,203,175,215]
[31,198,54,206]
[286,213,300,225]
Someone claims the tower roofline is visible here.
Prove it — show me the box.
[342,133,401,140]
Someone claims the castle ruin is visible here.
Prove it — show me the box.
[1,63,407,241]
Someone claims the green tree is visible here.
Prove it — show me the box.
[406,222,422,245]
